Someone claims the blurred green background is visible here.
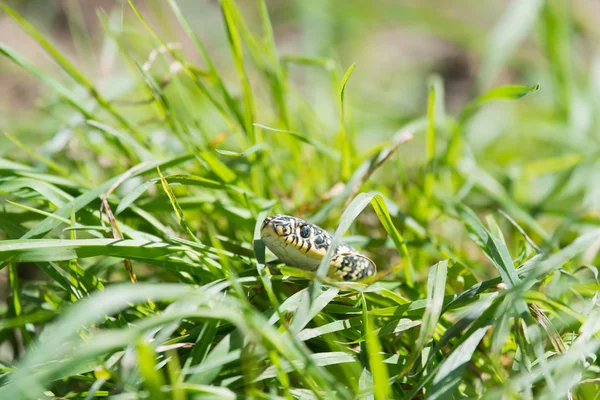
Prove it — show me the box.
[2,0,600,215]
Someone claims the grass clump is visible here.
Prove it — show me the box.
[1,1,599,399]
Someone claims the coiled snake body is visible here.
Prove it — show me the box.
[261,214,376,280]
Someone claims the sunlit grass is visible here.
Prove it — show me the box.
[1,1,600,399]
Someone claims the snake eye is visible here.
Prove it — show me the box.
[299,225,311,238]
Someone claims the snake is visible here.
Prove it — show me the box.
[260,214,376,280]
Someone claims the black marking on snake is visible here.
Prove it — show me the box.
[305,240,312,253]
[314,234,328,249]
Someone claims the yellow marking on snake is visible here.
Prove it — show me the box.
[260,214,376,281]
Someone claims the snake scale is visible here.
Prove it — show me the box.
[261,214,376,280]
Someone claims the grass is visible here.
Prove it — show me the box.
[1,0,600,399]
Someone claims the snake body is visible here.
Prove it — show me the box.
[260,214,376,280]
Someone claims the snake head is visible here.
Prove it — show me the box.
[261,214,331,271]
[261,214,328,245]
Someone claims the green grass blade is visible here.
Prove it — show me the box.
[429,326,488,399]
[221,0,256,143]
[1,4,93,89]
[0,309,58,332]
[20,156,191,240]
[370,195,414,286]
[362,295,390,400]
[338,63,356,181]
[414,260,448,355]
[0,239,186,263]
[460,84,540,123]
[0,43,92,118]
[289,287,339,334]
[136,340,166,400]
[479,0,544,89]
[315,192,374,279]
[165,0,242,124]
[447,83,539,163]
[2,5,145,142]
[520,229,600,281]
[255,124,340,159]
[454,203,521,288]
[541,0,571,117]
[257,0,290,128]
